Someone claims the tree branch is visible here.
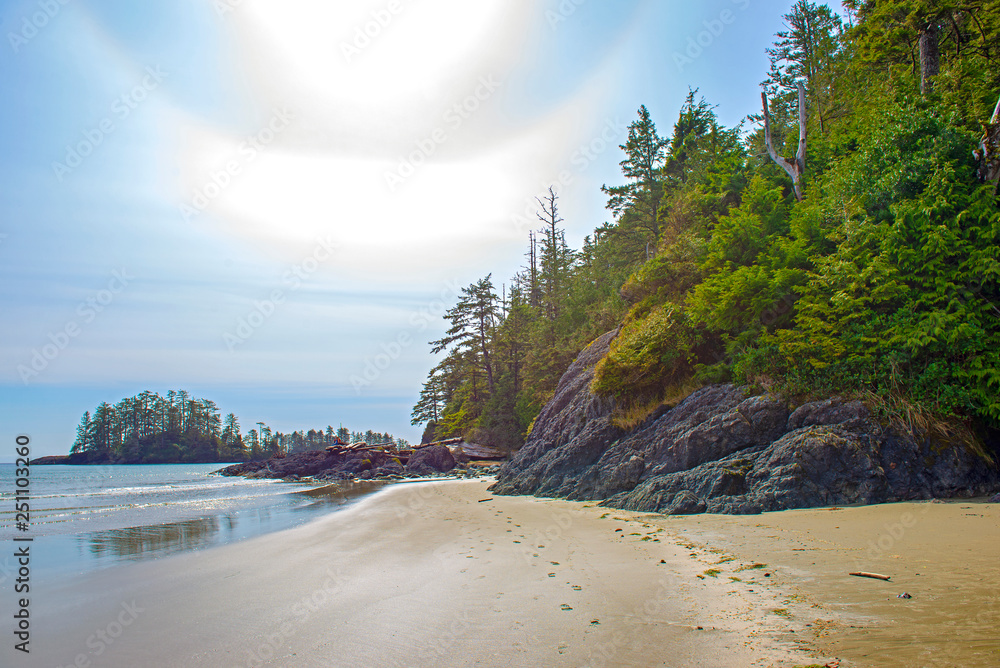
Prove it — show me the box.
[762,81,807,201]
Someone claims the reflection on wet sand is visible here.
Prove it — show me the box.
[85,517,222,560]
[80,479,390,565]
[298,480,386,503]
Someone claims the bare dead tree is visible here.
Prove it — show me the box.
[974,92,1000,196]
[762,81,807,201]
[919,22,941,95]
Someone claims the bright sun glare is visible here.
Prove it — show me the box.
[174,0,607,274]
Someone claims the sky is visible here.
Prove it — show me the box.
[0,0,846,459]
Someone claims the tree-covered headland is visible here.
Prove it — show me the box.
[69,389,408,464]
[414,1,1000,457]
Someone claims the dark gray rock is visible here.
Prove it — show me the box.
[375,461,405,477]
[217,449,410,481]
[406,444,456,474]
[663,489,706,515]
[787,398,869,431]
[490,329,1000,514]
[607,424,1000,515]
[490,330,623,498]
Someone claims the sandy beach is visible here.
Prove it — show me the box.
[651,498,1000,667]
[16,479,997,667]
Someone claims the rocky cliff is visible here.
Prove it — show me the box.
[490,331,1000,514]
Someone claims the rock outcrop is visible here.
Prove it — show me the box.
[30,455,71,465]
[490,331,1000,514]
[216,446,457,482]
[406,444,457,475]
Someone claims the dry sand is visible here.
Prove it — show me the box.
[16,479,997,667]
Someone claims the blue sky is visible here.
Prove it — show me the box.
[0,0,845,458]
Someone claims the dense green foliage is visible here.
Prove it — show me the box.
[69,390,408,464]
[414,0,1000,448]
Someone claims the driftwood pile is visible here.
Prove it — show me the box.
[325,440,409,461]
[321,437,507,466]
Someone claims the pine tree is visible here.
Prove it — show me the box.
[431,275,501,394]
[535,188,574,320]
[71,411,92,456]
[411,370,446,426]
[764,1,843,132]
[602,105,668,246]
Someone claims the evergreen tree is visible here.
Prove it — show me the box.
[602,105,668,247]
[765,1,843,132]
[535,188,574,320]
[431,275,501,394]
[71,411,92,456]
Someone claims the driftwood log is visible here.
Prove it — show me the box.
[849,571,891,581]
[415,437,464,449]
[762,81,807,202]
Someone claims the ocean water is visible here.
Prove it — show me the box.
[0,463,380,581]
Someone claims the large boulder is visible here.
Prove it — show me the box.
[406,445,456,474]
[490,330,1000,514]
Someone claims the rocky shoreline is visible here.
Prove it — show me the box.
[490,330,1000,514]
[215,444,499,482]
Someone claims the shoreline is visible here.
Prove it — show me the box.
[9,479,828,668]
[9,480,996,667]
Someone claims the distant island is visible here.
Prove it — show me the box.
[36,389,408,465]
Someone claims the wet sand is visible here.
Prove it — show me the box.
[14,479,831,668]
[11,479,995,667]
[641,499,1000,667]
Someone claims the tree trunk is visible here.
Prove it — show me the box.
[919,23,940,95]
[975,93,1000,195]
[762,81,807,201]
